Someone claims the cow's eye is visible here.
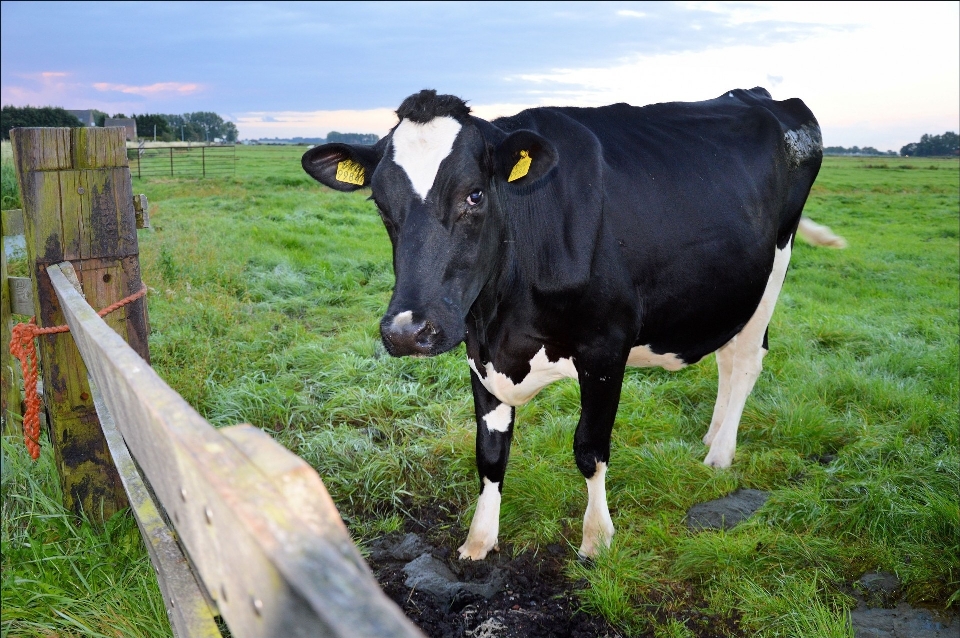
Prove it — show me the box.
[466,190,483,206]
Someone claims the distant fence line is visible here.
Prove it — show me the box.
[126,144,320,179]
[128,144,236,178]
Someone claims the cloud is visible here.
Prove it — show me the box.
[507,4,959,151]
[616,10,647,19]
[236,102,549,139]
[236,108,399,139]
[92,82,201,96]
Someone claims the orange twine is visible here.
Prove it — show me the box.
[9,284,147,460]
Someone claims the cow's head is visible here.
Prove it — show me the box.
[302,90,557,357]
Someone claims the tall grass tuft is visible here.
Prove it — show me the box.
[1,436,168,637]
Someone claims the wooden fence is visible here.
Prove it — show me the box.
[1,127,424,638]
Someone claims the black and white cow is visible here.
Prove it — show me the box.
[302,88,840,561]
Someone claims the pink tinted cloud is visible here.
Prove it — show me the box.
[93,82,201,96]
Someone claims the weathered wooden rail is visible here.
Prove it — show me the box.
[2,128,425,637]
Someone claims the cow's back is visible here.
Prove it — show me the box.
[494,89,822,363]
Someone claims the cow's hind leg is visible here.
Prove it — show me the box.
[704,240,792,468]
[703,338,736,446]
[574,361,625,558]
[459,373,515,560]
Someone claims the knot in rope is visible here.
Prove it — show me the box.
[9,284,147,460]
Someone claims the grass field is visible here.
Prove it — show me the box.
[2,144,957,637]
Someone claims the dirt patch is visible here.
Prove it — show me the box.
[369,531,620,638]
[362,505,744,638]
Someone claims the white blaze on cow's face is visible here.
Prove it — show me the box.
[391,116,463,200]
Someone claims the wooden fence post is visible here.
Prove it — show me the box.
[2,209,26,433]
[11,126,150,520]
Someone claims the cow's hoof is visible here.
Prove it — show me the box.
[703,449,734,468]
[578,529,613,560]
[575,552,597,566]
[457,540,499,561]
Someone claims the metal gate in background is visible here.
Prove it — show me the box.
[128,144,236,178]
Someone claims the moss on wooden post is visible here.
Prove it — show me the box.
[10,126,151,520]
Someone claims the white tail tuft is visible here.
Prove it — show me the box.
[797,217,847,248]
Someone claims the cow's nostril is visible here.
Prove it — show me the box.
[415,321,440,346]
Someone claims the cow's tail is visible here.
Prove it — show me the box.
[797,217,847,248]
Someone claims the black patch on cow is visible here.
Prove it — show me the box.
[396,89,471,124]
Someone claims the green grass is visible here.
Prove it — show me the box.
[1,437,169,637]
[2,146,957,637]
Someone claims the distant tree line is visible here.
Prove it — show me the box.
[1,105,238,142]
[248,133,380,145]
[119,112,238,143]
[1,105,82,139]
[326,131,379,145]
[900,132,958,157]
[823,145,897,157]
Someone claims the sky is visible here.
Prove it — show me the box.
[1,1,958,150]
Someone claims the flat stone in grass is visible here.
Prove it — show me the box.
[403,553,505,609]
[851,604,959,638]
[369,532,431,562]
[857,571,903,608]
[685,489,769,531]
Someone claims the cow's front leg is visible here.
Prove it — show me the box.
[574,362,626,559]
[458,372,515,560]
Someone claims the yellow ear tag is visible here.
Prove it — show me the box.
[335,159,365,185]
[507,150,532,182]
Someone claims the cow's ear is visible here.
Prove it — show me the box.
[302,143,381,191]
[494,130,557,185]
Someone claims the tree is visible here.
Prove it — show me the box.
[1,105,83,139]
[221,121,238,143]
[93,109,108,127]
[133,113,170,139]
[901,132,959,156]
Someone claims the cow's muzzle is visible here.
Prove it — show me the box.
[380,312,447,357]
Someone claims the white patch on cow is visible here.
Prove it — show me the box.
[468,347,578,407]
[626,345,686,370]
[391,310,413,328]
[392,116,462,200]
[481,403,513,433]
[458,478,501,560]
[704,241,792,468]
[579,462,614,558]
[783,123,822,167]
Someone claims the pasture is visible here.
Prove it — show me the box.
[2,144,957,637]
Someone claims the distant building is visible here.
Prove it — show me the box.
[104,117,136,140]
[67,109,97,126]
